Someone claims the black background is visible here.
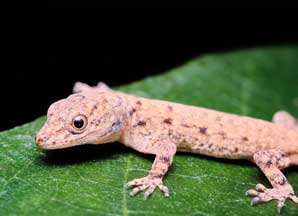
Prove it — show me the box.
[2,5,298,132]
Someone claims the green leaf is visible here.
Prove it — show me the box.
[1,46,298,216]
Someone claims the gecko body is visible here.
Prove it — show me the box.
[36,82,298,213]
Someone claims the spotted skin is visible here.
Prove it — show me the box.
[35,82,298,213]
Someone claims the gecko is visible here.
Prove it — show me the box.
[35,81,298,213]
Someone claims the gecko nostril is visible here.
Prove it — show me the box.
[35,136,44,145]
[35,134,50,146]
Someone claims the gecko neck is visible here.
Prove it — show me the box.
[109,92,136,143]
[114,92,144,144]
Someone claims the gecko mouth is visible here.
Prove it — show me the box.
[35,133,91,150]
[36,124,118,150]
[36,130,108,150]
[38,140,87,150]
[39,134,98,149]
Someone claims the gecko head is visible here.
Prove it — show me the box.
[35,90,128,150]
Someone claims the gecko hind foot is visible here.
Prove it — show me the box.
[126,175,169,200]
[273,111,298,131]
[246,184,298,213]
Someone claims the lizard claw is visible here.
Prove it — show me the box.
[246,184,298,213]
[245,184,267,197]
[255,183,266,192]
[277,199,286,214]
[289,193,298,203]
[245,189,259,197]
[126,175,169,199]
[158,184,170,197]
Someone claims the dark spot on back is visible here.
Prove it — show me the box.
[242,136,249,141]
[137,121,146,126]
[216,116,221,121]
[199,127,207,134]
[167,106,173,111]
[103,98,108,104]
[281,153,288,158]
[219,131,227,138]
[136,101,142,105]
[163,118,173,124]
[129,108,136,116]
[181,124,190,128]
[112,120,120,126]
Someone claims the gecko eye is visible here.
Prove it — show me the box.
[72,115,88,131]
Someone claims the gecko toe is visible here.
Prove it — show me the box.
[277,199,286,214]
[127,175,169,200]
[247,184,297,213]
[246,189,259,197]
[250,197,263,206]
[129,184,149,196]
[289,194,298,203]
[158,184,170,197]
[256,184,267,192]
[126,178,145,188]
[277,206,283,214]
[143,186,156,200]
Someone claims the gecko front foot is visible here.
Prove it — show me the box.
[126,175,169,200]
[246,184,298,213]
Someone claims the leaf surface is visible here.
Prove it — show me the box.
[1,46,298,216]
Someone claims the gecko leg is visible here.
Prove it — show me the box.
[273,111,298,131]
[126,143,176,200]
[73,81,111,93]
[246,149,298,213]
[73,82,93,93]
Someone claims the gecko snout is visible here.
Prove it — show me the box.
[35,133,50,147]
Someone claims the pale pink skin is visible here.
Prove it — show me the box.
[36,82,298,213]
